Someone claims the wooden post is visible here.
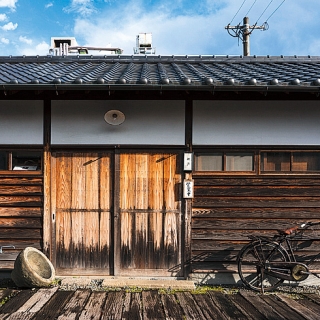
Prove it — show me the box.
[243,17,250,57]
[183,98,193,278]
[43,99,52,259]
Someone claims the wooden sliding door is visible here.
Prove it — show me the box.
[51,151,182,277]
[115,152,182,276]
[51,152,112,275]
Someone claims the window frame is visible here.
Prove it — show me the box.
[0,149,43,174]
[259,150,320,175]
[193,149,320,176]
[194,150,257,175]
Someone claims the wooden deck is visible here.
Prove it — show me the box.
[0,287,320,319]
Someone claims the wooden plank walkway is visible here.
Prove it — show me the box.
[0,288,319,319]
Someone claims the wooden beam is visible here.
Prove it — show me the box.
[43,99,51,259]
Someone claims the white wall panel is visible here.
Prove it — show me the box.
[193,100,320,145]
[0,101,43,145]
[51,100,185,145]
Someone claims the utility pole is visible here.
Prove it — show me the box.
[225,17,267,56]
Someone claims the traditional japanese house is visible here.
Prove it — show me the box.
[1,52,320,284]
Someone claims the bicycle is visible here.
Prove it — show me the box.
[237,221,320,292]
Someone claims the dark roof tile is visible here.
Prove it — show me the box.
[0,55,319,91]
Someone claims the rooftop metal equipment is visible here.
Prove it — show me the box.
[49,37,123,56]
[134,33,156,54]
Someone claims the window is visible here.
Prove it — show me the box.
[195,152,254,172]
[195,153,223,171]
[261,152,290,172]
[0,151,42,171]
[195,150,320,174]
[226,153,253,171]
[261,151,320,173]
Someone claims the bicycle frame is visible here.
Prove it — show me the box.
[237,221,320,292]
[250,223,320,282]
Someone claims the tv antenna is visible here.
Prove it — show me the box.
[225,17,267,56]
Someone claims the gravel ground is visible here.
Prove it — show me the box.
[0,279,320,295]
[1,275,320,294]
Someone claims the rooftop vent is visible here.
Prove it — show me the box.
[49,37,123,56]
[134,33,156,55]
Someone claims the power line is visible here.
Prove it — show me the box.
[255,0,273,24]
[230,0,247,24]
[225,0,287,56]
[245,0,257,17]
[265,0,286,22]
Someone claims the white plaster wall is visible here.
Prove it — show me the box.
[0,101,43,145]
[51,100,185,145]
[193,100,320,145]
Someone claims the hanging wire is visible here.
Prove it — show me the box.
[230,0,247,24]
[245,0,257,17]
[265,0,286,22]
[255,0,273,24]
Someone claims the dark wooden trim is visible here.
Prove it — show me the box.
[113,150,120,276]
[43,99,52,259]
[185,98,192,151]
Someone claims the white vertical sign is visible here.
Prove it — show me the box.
[184,152,193,171]
[183,179,194,198]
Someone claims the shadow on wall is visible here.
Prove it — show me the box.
[169,248,240,285]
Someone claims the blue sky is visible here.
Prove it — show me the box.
[0,0,319,56]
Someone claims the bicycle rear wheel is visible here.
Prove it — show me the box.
[238,240,290,292]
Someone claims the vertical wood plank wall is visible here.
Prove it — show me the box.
[118,153,182,276]
[51,152,112,275]
[191,176,320,275]
[0,175,43,268]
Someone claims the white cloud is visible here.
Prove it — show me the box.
[64,0,96,16]
[1,37,9,44]
[19,35,32,45]
[72,2,233,55]
[1,21,17,31]
[71,0,320,56]
[0,0,18,9]
[36,41,50,52]
[19,41,50,55]
[45,2,53,9]
[0,14,7,21]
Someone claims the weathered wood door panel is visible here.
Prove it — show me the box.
[51,153,112,275]
[116,153,182,276]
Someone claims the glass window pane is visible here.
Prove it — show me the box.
[0,152,7,170]
[12,151,42,170]
[261,152,290,172]
[292,152,320,172]
[195,153,223,171]
[226,153,253,171]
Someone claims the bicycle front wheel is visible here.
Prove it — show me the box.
[237,240,290,292]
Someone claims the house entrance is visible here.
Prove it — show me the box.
[51,152,182,277]
[51,152,112,275]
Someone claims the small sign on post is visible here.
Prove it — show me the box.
[183,179,194,198]
[184,152,193,171]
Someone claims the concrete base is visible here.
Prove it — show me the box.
[190,272,320,287]
[59,276,196,290]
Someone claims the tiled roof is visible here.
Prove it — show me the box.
[0,55,320,91]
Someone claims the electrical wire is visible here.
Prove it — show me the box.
[265,0,286,22]
[230,0,247,24]
[255,0,273,24]
[245,0,257,17]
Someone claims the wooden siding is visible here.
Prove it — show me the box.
[117,153,182,276]
[0,176,43,269]
[191,176,320,274]
[51,153,112,275]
